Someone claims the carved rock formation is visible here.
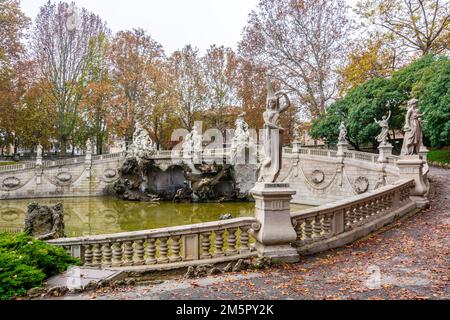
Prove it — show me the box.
[24,203,66,240]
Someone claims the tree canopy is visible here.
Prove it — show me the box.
[311,54,450,149]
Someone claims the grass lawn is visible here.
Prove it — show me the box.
[428,149,450,164]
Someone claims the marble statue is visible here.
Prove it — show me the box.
[374,111,391,146]
[338,121,348,144]
[401,99,424,156]
[36,144,43,158]
[126,121,156,162]
[258,78,291,182]
[86,138,92,155]
[230,113,253,164]
[36,144,43,167]
[182,128,202,157]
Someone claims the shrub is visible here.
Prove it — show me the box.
[0,232,79,300]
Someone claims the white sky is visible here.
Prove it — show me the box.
[20,0,357,55]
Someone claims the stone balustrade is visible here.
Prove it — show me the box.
[291,179,415,253]
[48,217,256,268]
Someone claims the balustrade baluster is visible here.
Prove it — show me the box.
[313,216,322,238]
[102,243,112,267]
[123,241,134,266]
[158,237,169,264]
[200,232,212,259]
[83,244,93,267]
[364,203,372,219]
[170,236,182,262]
[239,226,250,254]
[304,218,314,241]
[213,230,225,257]
[226,228,238,256]
[322,214,333,236]
[293,219,305,242]
[112,242,123,267]
[92,244,103,267]
[135,239,145,265]
[146,238,157,265]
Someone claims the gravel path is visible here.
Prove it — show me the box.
[51,167,450,300]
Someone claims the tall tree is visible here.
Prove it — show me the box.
[240,0,351,118]
[169,45,206,131]
[110,28,164,142]
[202,45,240,134]
[357,0,450,55]
[79,33,114,154]
[32,1,108,155]
[338,34,401,95]
[0,0,30,154]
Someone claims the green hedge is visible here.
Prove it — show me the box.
[0,232,80,300]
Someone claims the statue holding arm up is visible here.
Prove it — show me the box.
[374,110,391,146]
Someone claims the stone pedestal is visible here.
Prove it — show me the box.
[396,155,429,208]
[419,144,429,162]
[292,141,302,153]
[250,183,299,263]
[336,142,348,157]
[378,144,393,163]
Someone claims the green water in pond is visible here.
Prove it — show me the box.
[0,197,311,237]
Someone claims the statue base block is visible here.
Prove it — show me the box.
[250,183,299,263]
[254,243,300,264]
[397,155,429,205]
[336,142,348,157]
[378,144,393,163]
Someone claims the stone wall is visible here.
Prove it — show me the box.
[0,157,122,200]
[280,153,400,205]
[0,149,401,203]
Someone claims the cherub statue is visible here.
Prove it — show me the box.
[374,111,391,146]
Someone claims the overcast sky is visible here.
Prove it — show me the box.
[20,0,357,55]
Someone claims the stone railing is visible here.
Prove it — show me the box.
[48,217,256,268]
[290,179,415,254]
[91,152,124,162]
[344,150,377,163]
[0,153,124,173]
[0,161,35,173]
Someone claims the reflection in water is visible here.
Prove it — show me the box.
[0,197,311,237]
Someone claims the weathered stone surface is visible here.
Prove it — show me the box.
[208,267,223,276]
[27,287,47,299]
[24,203,65,240]
[184,266,196,279]
[46,286,69,297]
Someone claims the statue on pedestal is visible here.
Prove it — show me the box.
[338,121,348,144]
[230,113,253,164]
[258,78,291,182]
[126,121,156,163]
[401,99,424,156]
[36,144,43,166]
[182,128,202,160]
[374,111,391,146]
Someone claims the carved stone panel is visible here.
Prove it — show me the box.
[104,169,117,179]
[56,172,72,183]
[311,170,325,184]
[354,176,370,194]
[2,177,21,189]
